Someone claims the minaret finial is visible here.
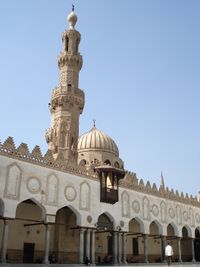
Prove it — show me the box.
[93,119,96,128]
[67,5,77,29]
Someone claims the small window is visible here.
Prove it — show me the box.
[114,162,120,168]
[104,160,111,165]
[66,37,69,51]
[79,159,86,167]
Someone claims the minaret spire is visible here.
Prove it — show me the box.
[46,9,85,164]
[160,171,165,188]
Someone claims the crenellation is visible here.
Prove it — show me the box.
[146,181,151,192]
[152,183,158,194]
[31,145,43,159]
[3,136,16,150]
[17,142,30,156]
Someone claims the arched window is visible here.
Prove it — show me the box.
[104,160,111,165]
[79,159,86,167]
[114,162,120,168]
[66,37,69,51]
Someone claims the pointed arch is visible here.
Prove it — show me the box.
[129,216,145,233]
[121,191,130,217]
[56,205,79,225]
[149,220,163,235]
[97,212,114,230]
[16,198,46,221]
[79,181,90,210]
[4,162,22,200]
[56,204,81,225]
[160,200,167,223]
[176,204,182,225]
[182,225,192,238]
[167,222,179,237]
[46,173,59,206]
[142,196,150,220]
[151,219,163,235]
[189,207,195,227]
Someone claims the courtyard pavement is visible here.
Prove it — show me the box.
[0,263,200,267]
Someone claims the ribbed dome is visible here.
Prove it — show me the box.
[78,127,119,157]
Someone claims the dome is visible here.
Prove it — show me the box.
[78,127,119,157]
[67,11,77,29]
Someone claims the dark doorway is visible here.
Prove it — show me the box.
[108,235,113,256]
[23,243,35,263]
[132,238,139,255]
[194,229,200,261]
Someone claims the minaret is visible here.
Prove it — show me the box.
[46,7,85,164]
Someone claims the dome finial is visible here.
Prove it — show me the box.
[67,6,77,29]
[93,119,96,128]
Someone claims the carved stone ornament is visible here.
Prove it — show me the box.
[120,220,125,227]
[87,215,92,223]
[168,208,175,219]
[64,185,77,201]
[132,200,140,213]
[195,213,200,224]
[26,177,41,194]
[183,211,188,221]
[151,204,159,217]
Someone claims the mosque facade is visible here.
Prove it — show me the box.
[0,9,200,265]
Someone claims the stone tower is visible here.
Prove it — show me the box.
[46,8,85,164]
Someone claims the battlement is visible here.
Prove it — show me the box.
[121,171,200,207]
[0,136,97,180]
[0,136,199,207]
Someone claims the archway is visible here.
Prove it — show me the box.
[166,224,178,262]
[6,199,46,263]
[181,226,192,262]
[127,218,144,263]
[54,206,79,263]
[148,221,162,263]
[194,228,200,261]
[96,213,113,264]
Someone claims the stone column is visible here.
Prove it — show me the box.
[118,232,122,264]
[177,237,182,263]
[1,219,9,263]
[191,238,196,262]
[112,231,118,264]
[161,235,166,262]
[122,232,127,264]
[79,228,85,264]
[43,224,50,264]
[91,229,96,264]
[143,234,148,263]
[86,229,91,260]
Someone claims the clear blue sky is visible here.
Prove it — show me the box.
[0,1,200,196]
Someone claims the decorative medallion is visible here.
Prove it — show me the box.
[168,208,175,219]
[132,200,140,213]
[27,177,41,194]
[183,211,188,221]
[87,215,92,223]
[64,185,76,201]
[195,213,200,224]
[151,204,159,217]
[120,220,124,227]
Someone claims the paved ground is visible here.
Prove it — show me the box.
[0,264,200,267]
